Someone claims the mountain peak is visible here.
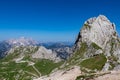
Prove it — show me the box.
[76,15,118,49]
[85,15,110,25]
[73,15,120,72]
[6,37,38,46]
[97,15,108,20]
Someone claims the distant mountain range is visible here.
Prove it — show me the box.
[39,42,74,59]
[0,37,73,59]
[6,37,38,46]
[39,42,73,49]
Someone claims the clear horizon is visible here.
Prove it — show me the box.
[0,0,120,42]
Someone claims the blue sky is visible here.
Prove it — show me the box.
[0,0,120,42]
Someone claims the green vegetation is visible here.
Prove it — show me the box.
[113,32,117,36]
[34,59,63,75]
[78,43,88,55]
[108,55,118,62]
[73,42,88,59]
[108,40,118,70]
[80,54,107,70]
[66,42,88,67]
[65,42,104,71]
[0,46,64,80]
[110,42,114,54]
[1,46,39,62]
[0,61,31,80]
[73,42,87,59]
[0,58,63,79]
[84,24,91,29]
[109,62,115,70]
[91,42,102,50]
[1,52,19,61]
[108,55,118,70]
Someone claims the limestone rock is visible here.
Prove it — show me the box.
[74,15,120,71]
[32,46,61,62]
[75,15,117,49]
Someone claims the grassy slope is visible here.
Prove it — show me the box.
[34,59,63,75]
[76,53,107,80]
[66,42,87,66]
[80,54,107,70]
[65,42,102,67]
[0,46,64,80]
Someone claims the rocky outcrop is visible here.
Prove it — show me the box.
[74,15,120,71]
[75,15,118,49]
[32,46,61,62]
[7,45,61,62]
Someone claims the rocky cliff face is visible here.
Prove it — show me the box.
[74,15,120,71]
[32,46,61,62]
[75,15,118,49]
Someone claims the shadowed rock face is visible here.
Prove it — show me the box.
[0,41,11,58]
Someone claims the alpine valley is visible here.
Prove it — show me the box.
[1,15,120,80]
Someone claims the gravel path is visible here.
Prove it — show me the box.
[34,66,81,80]
[95,70,120,80]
